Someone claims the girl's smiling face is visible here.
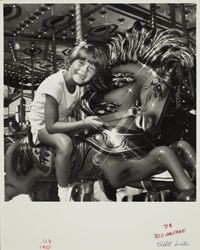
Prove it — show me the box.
[69,59,96,86]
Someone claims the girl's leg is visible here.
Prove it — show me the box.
[38,128,73,201]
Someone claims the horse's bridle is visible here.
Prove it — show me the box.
[100,106,139,122]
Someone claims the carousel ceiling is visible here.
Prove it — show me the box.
[4,3,196,93]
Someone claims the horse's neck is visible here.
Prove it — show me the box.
[100,83,138,131]
[104,83,138,111]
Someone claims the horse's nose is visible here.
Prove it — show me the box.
[135,115,143,129]
[143,116,153,131]
[135,114,154,131]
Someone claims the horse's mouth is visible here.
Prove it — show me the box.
[135,114,153,131]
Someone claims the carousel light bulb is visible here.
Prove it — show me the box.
[13,5,16,8]
[128,88,132,93]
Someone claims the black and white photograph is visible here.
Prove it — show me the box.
[1,1,199,250]
[3,2,196,202]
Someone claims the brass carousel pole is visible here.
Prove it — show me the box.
[75,3,83,44]
[169,4,176,28]
[75,3,93,200]
[30,53,34,100]
[19,69,25,127]
[180,4,195,99]
[75,3,86,121]
[28,43,36,101]
[52,24,57,73]
[150,4,157,30]
[180,4,190,45]
[23,43,41,101]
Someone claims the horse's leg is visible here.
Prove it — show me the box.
[170,140,196,168]
[169,140,196,183]
[93,146,194,192]
[5,185,20,201]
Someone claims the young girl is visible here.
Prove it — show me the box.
[29,42,107,201]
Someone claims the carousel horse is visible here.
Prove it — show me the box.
[4,21,196,201]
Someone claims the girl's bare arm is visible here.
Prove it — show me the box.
[45,95,104,134]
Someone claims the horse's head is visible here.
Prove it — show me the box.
[135,66,174,132]
[105,23,195,134]
[82,22,195,133]
[134,55,194,133]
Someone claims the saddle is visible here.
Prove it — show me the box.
[22,127,104,181]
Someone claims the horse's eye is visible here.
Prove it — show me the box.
[78,60,85,65]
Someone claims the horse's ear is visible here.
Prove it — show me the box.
[133,20,142,31]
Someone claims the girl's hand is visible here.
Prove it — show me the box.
[83,116,105,129]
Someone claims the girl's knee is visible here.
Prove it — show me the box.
[55,134,73,154]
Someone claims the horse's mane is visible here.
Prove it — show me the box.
[82,21,195,114]
[107,21,194,72]
[88,21,195,92]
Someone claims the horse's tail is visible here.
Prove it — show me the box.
[12,134,33,176]
[5,137,33,201]
[4,133,47,201]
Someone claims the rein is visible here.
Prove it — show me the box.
[100,107,139,122]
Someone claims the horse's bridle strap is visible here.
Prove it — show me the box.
[100,108,136,122]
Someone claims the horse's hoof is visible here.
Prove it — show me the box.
[93,180,111,202]
[176,189,196,202]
